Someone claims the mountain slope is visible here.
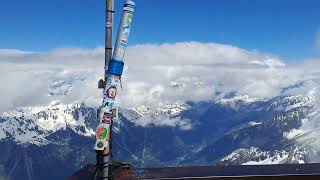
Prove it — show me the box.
[0,91,318,179]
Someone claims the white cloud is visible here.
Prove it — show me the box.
[135,116,192,130]
[0,42,319,115]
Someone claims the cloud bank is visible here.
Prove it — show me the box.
[1,41,320,156]
[0,42,319,113]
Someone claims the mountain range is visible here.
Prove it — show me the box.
[0,85,318,180]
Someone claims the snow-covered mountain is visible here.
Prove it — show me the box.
[204,90,318,166]
[0,89,319,179]
[0,101,94,145]
[0,102,98,180]
[0,101,191,146]
[219,147,289,165]
[48,80,73,96]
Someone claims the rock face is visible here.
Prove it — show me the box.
[0,91,318,180]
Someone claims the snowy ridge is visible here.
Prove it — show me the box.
[217,90,319,166]
[0,88,318,168]
[243,152,288,165]
[0,101,192,145]
[219,95,259,105]
[281,89,320,161]
[170,81,204,88]
[126,102,192,129]
[48,80,73,96]
[220,147,288,165]
[47,73,87,97]
[170,81,185,88]
[130,102,191,118]
[267,90,317,112]
[0,101,95,145]
[224,121,263,136]
[287,145,307,164]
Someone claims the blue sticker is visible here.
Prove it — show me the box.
[106,76,120,86]
[107,78,112,85]
[103,99,114,110]
[120,40,128,47]
[122,25,130,35]
[108,101,114,110]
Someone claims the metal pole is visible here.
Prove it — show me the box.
[94,0,135,179]
[105,0,114,78]
[112,0,135,61]
[103,0,114,179]
[103,0,135,177]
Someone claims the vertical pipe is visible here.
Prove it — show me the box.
[94,1,135,179]
[103,1,135,177]
[112,0,135,61]
[105,0,114,79]
[103,1,114,178]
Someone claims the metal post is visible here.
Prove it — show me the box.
[105,0,114,78]
[112,0,135,61]
[93,0,135,179]
[102,0,114,179]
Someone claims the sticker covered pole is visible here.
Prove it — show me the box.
[93,0,135,179]
[109,0,135,73]
[94,0,114,179]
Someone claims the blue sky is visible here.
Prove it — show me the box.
[0,0,319,60]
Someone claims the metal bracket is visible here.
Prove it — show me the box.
[98,79,106,89]
[111,105,119,123]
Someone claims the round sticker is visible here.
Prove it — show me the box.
[97,141,104,148]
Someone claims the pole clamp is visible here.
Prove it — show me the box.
[107,59,124,76]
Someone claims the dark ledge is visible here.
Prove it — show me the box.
[68,163,320,180]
